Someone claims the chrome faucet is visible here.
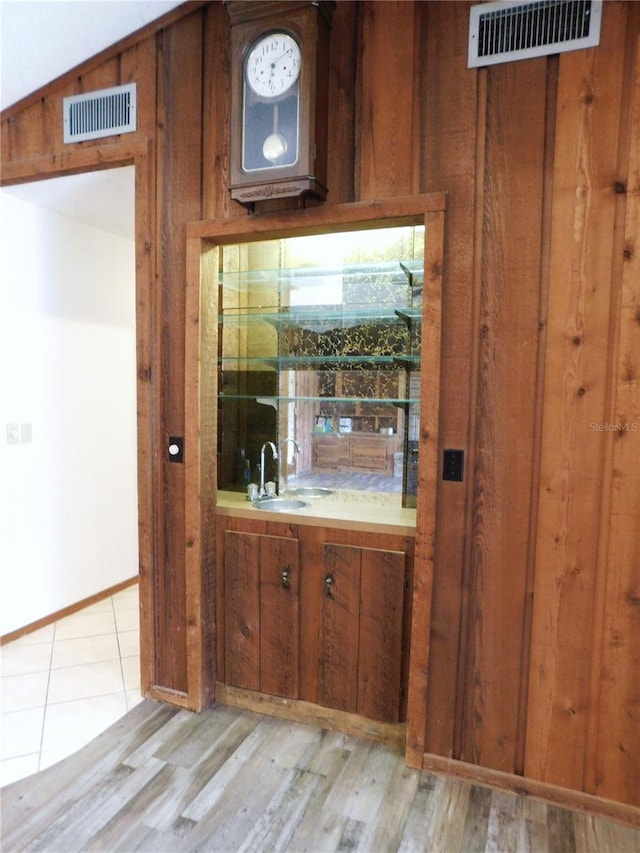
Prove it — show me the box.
[278,437,301,495]
[259,441,278,497]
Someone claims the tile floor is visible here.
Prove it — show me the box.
[1,583,141,787]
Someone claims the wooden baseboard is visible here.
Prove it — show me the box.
[0,576,139,645]
[215,682,406,750]
[147,685,192,710]
[422,752,640,829]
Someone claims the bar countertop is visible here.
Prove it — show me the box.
[216,489,417,535]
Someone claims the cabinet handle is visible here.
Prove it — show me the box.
[324,573,335,598]
[281,566,291,590]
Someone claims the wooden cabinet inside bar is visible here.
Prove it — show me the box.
[312,432,402,474]
[215,515,414,732]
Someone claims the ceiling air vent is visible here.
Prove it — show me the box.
[468,0,602,68]
[63,83,137,144]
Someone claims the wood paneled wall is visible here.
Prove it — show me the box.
[2,0,638,810]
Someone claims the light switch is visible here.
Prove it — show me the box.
[6,423,19,445]
[20,423,32,443]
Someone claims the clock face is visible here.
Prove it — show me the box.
[245,33,301,99]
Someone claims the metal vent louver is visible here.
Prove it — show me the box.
[468,0,602,68]
[63,83,137,143]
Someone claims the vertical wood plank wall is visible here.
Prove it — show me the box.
[1,0,638,810]
[459,54,548,775]
[526,7,630,793]
[155,12,205,695]
[595,31,640,806]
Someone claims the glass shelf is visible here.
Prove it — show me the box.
[393,355,420,369]
[218,258,424,293]
[219,355,411,369]
[218,395,419,405]
[219,306,411,331]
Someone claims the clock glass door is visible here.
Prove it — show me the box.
[242,33,301,173]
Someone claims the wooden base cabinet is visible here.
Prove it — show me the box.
[217,517,414,727]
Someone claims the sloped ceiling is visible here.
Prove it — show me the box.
[0,0,184,236]
[0,0,184,111]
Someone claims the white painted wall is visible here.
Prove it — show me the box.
[0,190,138,635]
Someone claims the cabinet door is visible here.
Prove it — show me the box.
[318,542,406,723]
[350,436,388,471]
[312,435,349,469]
[224,530,300,699]
[318,543,361,713]
[259,534,299,699]
[358,547,405,723]
[224,531,261,691]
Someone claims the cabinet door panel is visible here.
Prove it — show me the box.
[358,547,405,723]
[312,435,350,470]
[350,436,388,470]
[224,531,260,691]
[318,543,360,713]
[260,535,300,699]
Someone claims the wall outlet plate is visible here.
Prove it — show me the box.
[443,448,464,481]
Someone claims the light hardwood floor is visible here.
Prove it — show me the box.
[1,700,638,852]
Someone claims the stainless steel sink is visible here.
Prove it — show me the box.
[287,487,334,498]
[252,497,309,512]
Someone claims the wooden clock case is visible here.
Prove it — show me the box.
[226,0,335,206]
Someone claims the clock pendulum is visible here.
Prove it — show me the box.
[263,103,287,164]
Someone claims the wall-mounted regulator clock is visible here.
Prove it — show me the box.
[226,1,335,207]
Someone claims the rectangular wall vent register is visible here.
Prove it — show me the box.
[468,0,602,68]
[63,83,137,143]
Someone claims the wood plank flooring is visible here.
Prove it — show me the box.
[2,700,638,852]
